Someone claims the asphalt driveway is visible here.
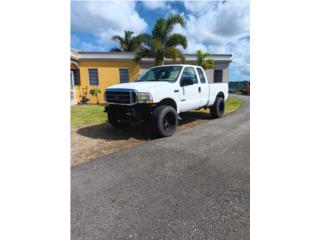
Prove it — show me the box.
[71,95,250,240]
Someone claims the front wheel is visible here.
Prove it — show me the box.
[152,105,178,137]
[210,97,225,118]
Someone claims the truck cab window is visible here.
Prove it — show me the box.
[196,68,206,84]
[137,66,182,82]
[181,67,198,84]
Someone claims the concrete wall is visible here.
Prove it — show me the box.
[205,69,214,83]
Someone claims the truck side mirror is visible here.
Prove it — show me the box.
[181,77,194,87]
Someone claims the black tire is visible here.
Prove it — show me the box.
[108,111,128,129]
[152,105,178,137]
[210,97,225,118]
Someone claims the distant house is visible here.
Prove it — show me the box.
[70,49,232,104]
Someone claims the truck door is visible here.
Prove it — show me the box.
[179,67,201,112]
[196,67,210,107]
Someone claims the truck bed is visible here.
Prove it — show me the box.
[207,83,229,106]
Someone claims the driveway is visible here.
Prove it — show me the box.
[72,95,250,240]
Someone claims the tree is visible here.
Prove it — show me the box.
[196,50,215,69]
[111,30,145,52]
[135,14,188,66]
[89,88,101,104]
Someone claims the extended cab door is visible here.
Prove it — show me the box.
[178,67,201,112]
[196,67,210,107]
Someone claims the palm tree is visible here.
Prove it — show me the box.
[111,30,145,52]
[136,14,188,66]
[196,50,215,69]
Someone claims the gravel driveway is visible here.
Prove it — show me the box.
[72,95,250,240]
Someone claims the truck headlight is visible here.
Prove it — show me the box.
[136,92,153,104]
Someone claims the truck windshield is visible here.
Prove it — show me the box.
[137,66,182,82]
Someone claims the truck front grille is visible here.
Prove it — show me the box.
[105,90,136,105]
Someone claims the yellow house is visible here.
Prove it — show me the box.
[70,49,232,104]
[71,49,140,104]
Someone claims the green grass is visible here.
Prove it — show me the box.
[194,96,242,114]
[71,104,106,128]
[225,97,242,114]
[71,97,241,128]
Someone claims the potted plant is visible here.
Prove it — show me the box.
[79,87,89,104]
[89,88,101,104]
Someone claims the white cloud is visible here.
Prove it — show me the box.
[182,1,249,46]
[185,39,208,53]
[182,0,218,14]
[71,0,250,80]
[206,37,250,80]
[71,1,147,45]
[174,0,250,80]
[71,34,108,51]
[141,0,168,10]
[224,37,250,80]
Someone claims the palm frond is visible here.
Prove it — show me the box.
[111,35,123,41]
[135,46,152,62]
[165,47,184,63]
[167,33,187,49]
[151,39,162,50]
[111,34,125,51]
[135,33,152,46]
[196,50,214,69]
[166,14,185,33]
[152,18,167,41]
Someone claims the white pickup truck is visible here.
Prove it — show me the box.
[104,64,228,137]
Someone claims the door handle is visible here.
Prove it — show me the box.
[198,87,201,93]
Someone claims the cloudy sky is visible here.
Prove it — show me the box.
[71,0,250,81]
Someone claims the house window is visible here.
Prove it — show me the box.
[214,70,223,83]
[196,68,206,84]
[72,69,81,86]
[88,69,99,86]
[119,69,129,83]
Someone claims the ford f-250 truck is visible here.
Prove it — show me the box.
[104,64,228,137]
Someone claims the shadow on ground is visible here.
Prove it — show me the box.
[77,111,212,141]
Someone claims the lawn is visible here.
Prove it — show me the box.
[225,97,242,113]
[71,97,241,128]
[194,96,242,114]
[71,104,106,128]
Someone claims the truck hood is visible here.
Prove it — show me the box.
[106,81,170,93]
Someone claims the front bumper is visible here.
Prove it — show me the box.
[104,104,156,121]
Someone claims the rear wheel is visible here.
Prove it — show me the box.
[152,105,178,137]
[210,97,225,118]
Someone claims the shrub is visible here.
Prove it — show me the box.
[89,88,102,104]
